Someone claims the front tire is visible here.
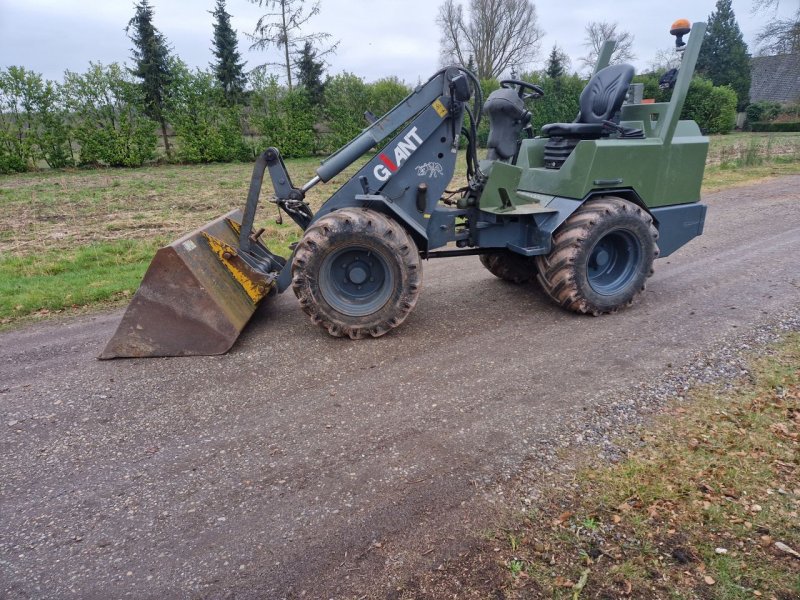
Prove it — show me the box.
[291,208,422,339]
[535,197,659,315]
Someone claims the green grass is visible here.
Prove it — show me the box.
[0,239,164,321]
[703,132,800,191]
[0,134,798,326]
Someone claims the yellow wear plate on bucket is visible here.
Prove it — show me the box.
[99,209,275,359]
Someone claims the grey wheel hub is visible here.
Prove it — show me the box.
[319,246,394,317]
[587,229,641,295]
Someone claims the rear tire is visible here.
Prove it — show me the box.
[479,251,538,284]
[291,208,422,339]
[535,197,659,315]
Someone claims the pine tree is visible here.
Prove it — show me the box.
[696,0,751,110]
[295,41,325,106]
[127,0,173,157]
[545,44,565,78]
[211,0,247,104]
[465,54,476,74]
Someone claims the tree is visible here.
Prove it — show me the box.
[465,54,477,74]
[248,0,337,91]
[545,44,570,78]
[436,0,544,79]
[648,48,683,73]
[63,63,157,167]
[369,77,411,117]
[580,21,635,73]
[127,0,173,158]
[755,8,800,55]
[250,70,317,157]
[295,40,326,105]
[751,0,780,9]
[211,0,247,104]
[0,67,41,173]
[322,73,371,151]
[696,0,751,110]
[0,67,74,173]
[166,62,250,163]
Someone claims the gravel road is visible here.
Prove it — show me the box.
[1,176,799,599]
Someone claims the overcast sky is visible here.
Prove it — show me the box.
[0,0,796,84]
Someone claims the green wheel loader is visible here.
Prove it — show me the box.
[101,19,709,358]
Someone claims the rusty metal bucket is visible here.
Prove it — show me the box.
[99,209,277,359]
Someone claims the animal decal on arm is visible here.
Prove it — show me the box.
[415,162,444,179]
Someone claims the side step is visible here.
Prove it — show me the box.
[99,209,276,359]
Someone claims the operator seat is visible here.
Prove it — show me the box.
[541,63,643,169]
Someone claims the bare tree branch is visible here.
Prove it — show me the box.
[648,48,683,73]
[755,7,800,55]
[750,0,781,13]
[437,0,543,79]
[580,21,636,74]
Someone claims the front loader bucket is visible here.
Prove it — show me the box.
[100,209,276,359]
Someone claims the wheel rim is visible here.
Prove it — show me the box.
[587,229,641,295]
[319,246,395,317]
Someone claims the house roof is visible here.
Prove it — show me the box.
[750,54,800,104]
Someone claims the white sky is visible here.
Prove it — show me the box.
[0,0,796,83]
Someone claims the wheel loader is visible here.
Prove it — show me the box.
[101,19,708,358]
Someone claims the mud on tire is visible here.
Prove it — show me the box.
[291,208,422,339]
[535,197,659,315]
[479,251,538,284]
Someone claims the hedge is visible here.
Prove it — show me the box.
[749,121,800,132]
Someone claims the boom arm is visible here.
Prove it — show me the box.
[315,69,469,183]
[239,67,472,254]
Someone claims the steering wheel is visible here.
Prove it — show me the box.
[500,79,544,100]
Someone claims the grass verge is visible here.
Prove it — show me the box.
[471,333,800,599]
[0,239,164,323]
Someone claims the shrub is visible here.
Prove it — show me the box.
[35,81,74,169]
[322,72,372,152]
[633,73,738,134]
[682,78,737,134]
[632,73,668,102]
[369,77,410,117]
[250,71,317,158]
[746,101,782,124]
[0,66,74,173]
[526,73,586,133]
[777,103,800,121]
[63,63,157,167]
[166,63,250,163]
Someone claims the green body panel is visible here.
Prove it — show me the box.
[507,119,708,208]
[478,161,557,215]
[477,22,709,212]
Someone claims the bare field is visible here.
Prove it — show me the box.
[0,158,370,258]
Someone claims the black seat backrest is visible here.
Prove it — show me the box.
[576,64,635,124]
